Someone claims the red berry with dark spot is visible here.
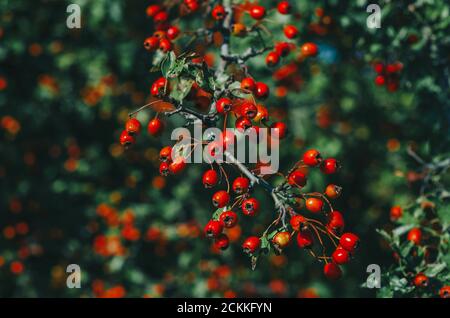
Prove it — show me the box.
[339,233,360,252]
[202,169,219,188]
[212,5,226,20]
[439,286,450,298]
[274,42,291,57]
[159,146,172,162]
[266,51,280,67]
[119,130,135,147]
[241,77,256,92]
[232,177,250,194]
[242,197,260,216]
[413,273,429,288]
[214,233,230,250]
[212,190,230,208]
[327,211,345,234]
[290,214,306,231]
[159,162,170,176]
[242,236,261,254]
[159,38,172,52]
[303,149,322,166]
[296,229,314,248]
[144,36,160,51]
[204,220,223,238]
[325,184,342,199]
[288,170,307,187]
[324,263,342,280]
[235,116,252,132]
[240,101,257,119]
[219,210,238,228]
[216,97,233,114]
[125,118,142,135]
[277,1,291,15]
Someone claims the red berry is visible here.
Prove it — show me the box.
[255,82,269,99]
[119,130,135,147]
[327,211,345,234]
[212,190,230,208]
[301,42,318,57]
[373,62,384,74]
[159,146,172,162]
[407,228,422,245]
[204,220,223,238]
[290,214,306,231]
[202,169,219,188]
[184,0,199,12]
[332,247,351,264]
[235,116,252,132]
[144,36,160,51]
[169,157,186,174]
[216,97,233,114]
[159,162,170,176]
[296,229,314,248]
[288,170,307,187]
[270,121,287,139]
[241,198,260,216]
[283,25,298,39]
[254,104,269,122]
[305,198,323,213]
[146,5,161,17]
[413,273,429,288]
[374,75,385,86]
[150,77,167,97]
[219,210,238,228]
[274,42,291,57]
[167,26,180,40]
[125,118,141,135]
[214,233,230,250]
[212,5,226,20]
[241,77,256,92]
[390,206,403,222]
[242,236,261,254]
[325,184,342,199]
[272,231,291,248]
[266,52,280,66]
[147,118,164,136]
[250,5,266,20]
[387,79,399,92]
[241,101,257,119]
[277,1,291,15]
[303,149,322,166]
[320,158,339,174]
[159,38,172,52]
[232,177,250,194]
[439,286,450,298]
[153,11,168,23]
[324,263,342,280]
[339,233,359,252]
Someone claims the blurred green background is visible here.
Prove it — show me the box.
[0,0,448,297]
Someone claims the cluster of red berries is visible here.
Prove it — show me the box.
[201,149,358,280]
[119,115,166,148]
[373,61,403,92]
